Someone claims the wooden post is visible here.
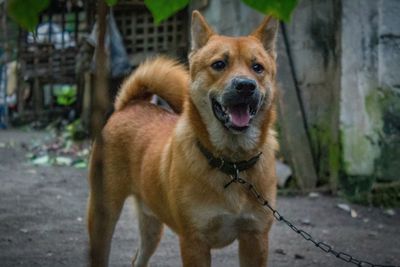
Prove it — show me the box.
[1,4,9,126]
[88,1,109,266]
[91,3,109,137]
[81,71,92,130]
[276,27,318,190]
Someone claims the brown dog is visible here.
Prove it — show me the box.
[87,10,278,267]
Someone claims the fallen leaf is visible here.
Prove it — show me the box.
[55,156,72,166]
[368,231,378,237]
[308,192,319,198]
[337,203,351,213]
[32,155,50,165]
[73,161,87,169]
[384,209,396,216]
[300,218,312,226]
[350,209,358,218]
[78,148,89,157]
[275,248,286,255]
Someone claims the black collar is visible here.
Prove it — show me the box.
[197,141,262,177]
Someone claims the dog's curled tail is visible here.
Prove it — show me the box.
[114,56,189,113]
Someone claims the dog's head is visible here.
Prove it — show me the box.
[188,11,278,151]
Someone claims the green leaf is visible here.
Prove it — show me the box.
[144,0,190,24]
[105,0,119,6]
[53,85,77,106]
[73,160,88,169]
[31,155,51,166]
[7,0,50,32]
[55,156,73,166]
[242,0,298,22]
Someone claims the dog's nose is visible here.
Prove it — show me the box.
[234,78,256,97]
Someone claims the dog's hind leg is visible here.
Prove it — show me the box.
[87,192,125,267]
[87,189,126,267]
[132,200,164,267]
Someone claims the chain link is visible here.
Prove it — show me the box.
[226,175,399,267]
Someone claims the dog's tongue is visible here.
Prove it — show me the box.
[228,105,250,127]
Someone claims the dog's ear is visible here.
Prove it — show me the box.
[191,10,214,51]
[251,16,279,58]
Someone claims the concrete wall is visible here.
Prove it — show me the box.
[340,0,400,182]
[376,0,400,181]
[287,0,400,184]
[285,0,341,186]
[340,1,380,176]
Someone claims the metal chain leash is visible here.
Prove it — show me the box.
[224,171,399,267]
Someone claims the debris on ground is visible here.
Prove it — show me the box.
[275,248,287,255]
[0,141,16,148]
[300,218,313,226]
[276,160,292,187]
[350,209,358,218]
[337,203,359,218]
[294,254,305,260]
[23,119,90,169]
[384,209,396,217]
[337,203,351,212]
[308,192,320,198]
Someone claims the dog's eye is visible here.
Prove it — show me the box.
[211,61,226,71]
[252,63,264,74]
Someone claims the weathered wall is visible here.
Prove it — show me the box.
[340,1,380,178]
[287,0,400,186]
[285,0,341,188]
[340,0,400,184]
[376,0,400,181]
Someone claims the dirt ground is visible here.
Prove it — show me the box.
[0,129,399,267]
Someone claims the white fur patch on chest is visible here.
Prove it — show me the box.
[191,207,263,248]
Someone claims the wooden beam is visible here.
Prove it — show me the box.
[276,29,318,190]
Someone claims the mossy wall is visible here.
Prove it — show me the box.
[286,0,399,204]
[374,89,400,182]
[339,0,400,205]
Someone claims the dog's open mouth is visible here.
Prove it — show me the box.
[212,98,258,132]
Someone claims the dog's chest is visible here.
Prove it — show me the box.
[192,207,263,248]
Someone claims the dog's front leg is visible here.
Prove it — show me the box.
[179,236,211,267]
[238,231,270,267]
